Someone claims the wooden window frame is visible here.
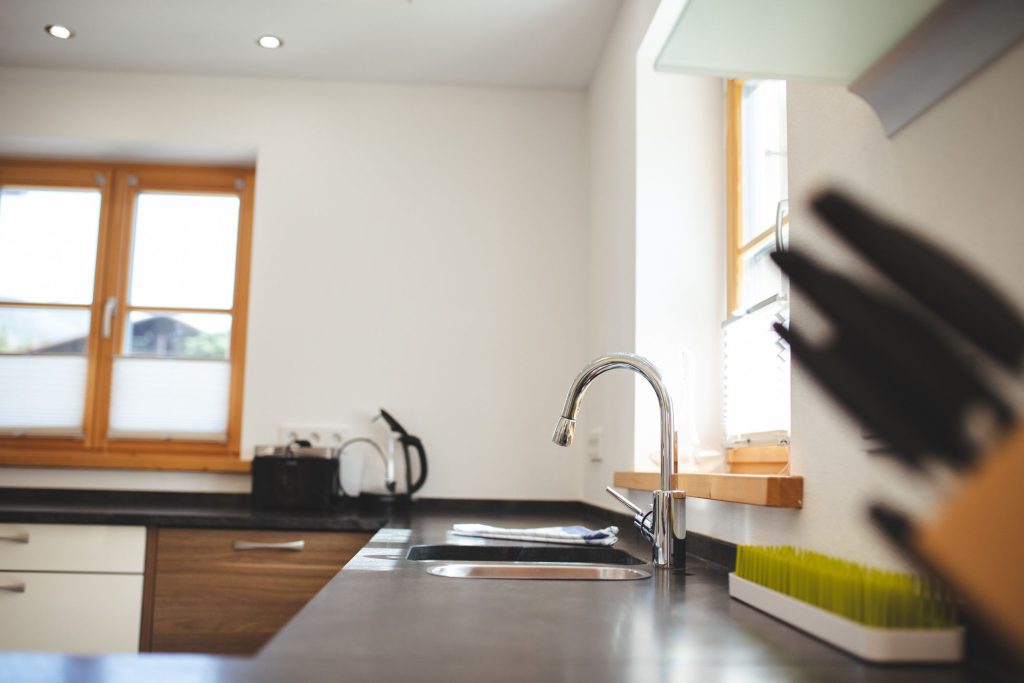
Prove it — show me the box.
[724,80,790,466]
[0,160,254,472]
[725,79,789,316]
[726,79,744,316]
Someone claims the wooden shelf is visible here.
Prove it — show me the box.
[613,471,803,508]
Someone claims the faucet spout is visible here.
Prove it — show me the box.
[552,353,686,570]
[552,416,575,447]
[552,354,674,492]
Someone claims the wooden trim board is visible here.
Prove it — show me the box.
[727,446,791,475]
[0,449,251,473]
[727,445,790,463]
[725,79,743,315]
[613,471,803,508]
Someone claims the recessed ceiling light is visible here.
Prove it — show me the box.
[45,24,74,40]
[256,35,283,49]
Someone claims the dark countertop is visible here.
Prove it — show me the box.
[0,491,1015,682]
[0,487,387,531]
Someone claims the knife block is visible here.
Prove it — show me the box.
[916,423,1024,653]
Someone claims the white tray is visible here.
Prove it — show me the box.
[728,573,964,663]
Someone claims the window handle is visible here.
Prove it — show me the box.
[774,199,790,253]
[102,297,118,338]
[0,581,26,593]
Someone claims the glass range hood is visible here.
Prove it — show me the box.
[654,0,1024,136]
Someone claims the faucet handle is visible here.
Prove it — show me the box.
[605,487,655,543]
[605,486,642,514]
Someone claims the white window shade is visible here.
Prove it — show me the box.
[723,296,790,444]
[0,356,87,435]
[108,357,230,441]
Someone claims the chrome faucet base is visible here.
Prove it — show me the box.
[652,489,687,570]
[604,486,686,570]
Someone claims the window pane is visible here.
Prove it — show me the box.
[0,188,101,305]
[108,357,230,439]
[741,80,787,244]
[124,311,231,359]
[129,193,240,310]
[738,239,782,312]
[723,299,790,439]
[0,355,87,433]
[0,307,91,354]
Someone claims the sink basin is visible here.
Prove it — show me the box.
[427,563,651,581]
[407,544,645,565]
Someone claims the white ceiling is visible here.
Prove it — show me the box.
[0,0,623,89]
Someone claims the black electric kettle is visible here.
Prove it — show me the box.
[374,409,428,498]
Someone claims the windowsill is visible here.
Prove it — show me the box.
[0,449,252,473]
[613,470,803,508]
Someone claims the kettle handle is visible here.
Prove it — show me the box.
[402,434,428,494]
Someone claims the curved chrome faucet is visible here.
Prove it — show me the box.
[553,353,686,570]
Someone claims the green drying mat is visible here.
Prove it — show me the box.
[729,545,963,663]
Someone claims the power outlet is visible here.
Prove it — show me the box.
[278,424,349,448]
[586,429,603,462]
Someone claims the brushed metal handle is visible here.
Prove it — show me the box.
[102,297,118,338]
[774,199,790,253]
[0,532,29,544]
[232,540,305,551]
[605,486,643,515]
[0,581,26,593]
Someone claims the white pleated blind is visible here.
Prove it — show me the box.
[722,297,791,444]
[0,356,87,435]
[108,357,230,441]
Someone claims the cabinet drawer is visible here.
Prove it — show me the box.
[0,571,143,654]
[0,523,145,573]
[151,528,372,655]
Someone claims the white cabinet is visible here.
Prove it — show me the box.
[0,572,143,654]
[0,523,145,654]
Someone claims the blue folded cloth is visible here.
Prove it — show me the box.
[450,523,619,546]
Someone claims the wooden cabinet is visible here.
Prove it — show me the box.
[0,523,146,654]
[147,527,372,655]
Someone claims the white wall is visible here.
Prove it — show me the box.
[0,67,589,498]
[686,39,1024,568]
[579,0,659,509]
[633,4,724,475]
[581,0,724,514]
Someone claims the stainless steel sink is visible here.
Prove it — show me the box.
[427,562,651,581]
[406,544,645,565]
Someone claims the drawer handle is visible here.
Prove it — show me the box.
[0,581,26,593]
[0,533,29,544]
[232,540,305,552]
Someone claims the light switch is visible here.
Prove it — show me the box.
[587,429,603,462]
